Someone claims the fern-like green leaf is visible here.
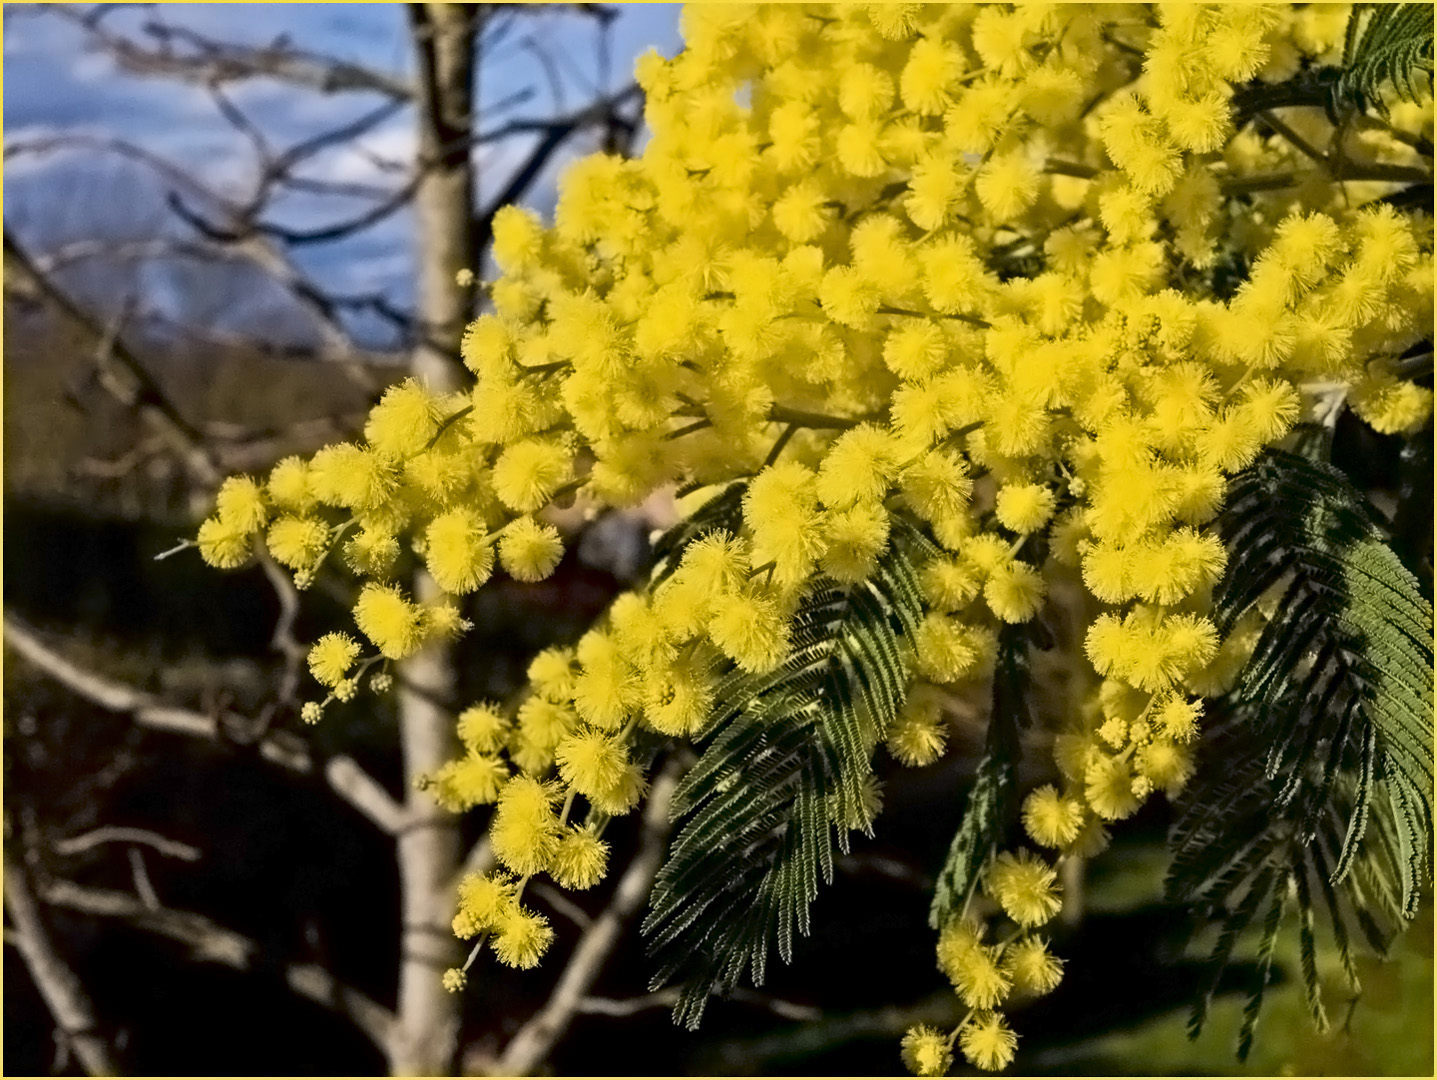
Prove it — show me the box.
[1337,3,1435,119]
[643,517,932,1029]
[1168,447,1435,1059]
[928,621,1031,930]
[648,480,748,588]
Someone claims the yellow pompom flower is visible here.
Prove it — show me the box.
[426,508,495,595]
[493,439,572,513]
[587,762,646,816]
[644,654,715,737]
[197,516,252,569]
[1350,369,1435,435]
[555,729,629,801]
[344,527,399,577]
[994,483,1056,534]
[528,646,578,702]
[820,264,881,327]
[266,516,329,572]
[773,179,831,244]
[572,631,641,730]
[985,850,1062,927]
[353,582,427,660]
[821,502,891,584]
[959,1011,1019,1072]
[1085,755,1141,821]
[1136,739,1195,796]
[457,702,510,755]
[901,37,962,114]
[839,61,895,119]
[709,586,791,675]
[550,826,610,890]
[902,449,974,526]
[215,476,269,534]
[267,456,314,513]
[886,687,948,767]
[492,905,554,970]
[309,443,400,510]
[490,205,545,272]
[1004,936,1064,997]
[454,871,516,937]
[1127,528,1228,605]
[914,613,981,683]
[499,517,564,582]
[920,556,982,611]
[431,752,508,811]
[364,379,441,458]
[920,236,990,314]
[675,529,748,596]
[1157,695,1203,742]
[984,562,1046,623]
[883,321,948,382]
[901,1025,953,1078]
[490,776,562,876]
[975,151,1039,222]
[835,120,888,178]
[745,462,825,587]
[308,632,360,688]
[953,943,1013,1011]
[906,150,967,232]
[936,916,984,984]
[1022,785,1084,848]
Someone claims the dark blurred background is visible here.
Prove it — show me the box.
[3,4,1431,1076]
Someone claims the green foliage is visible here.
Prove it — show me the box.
[649,481,749,589]
[1336,3,1435,119]
[928,622,1030,931]
[1166,447,1435,1059]
[643,515,932,1029]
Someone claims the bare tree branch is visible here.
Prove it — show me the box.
[3,615,409,833]
[528,881,594,930]
[325,756,409,836]
[40,877,396,1054]
[53,827,202,862]
[51,4,415,102]
[574,986,821,1023]
[6,141,377,381]
[3,858,120,1076]
[495,757,683,1075]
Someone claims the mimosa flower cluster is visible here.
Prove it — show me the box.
[195,3,1433,1071]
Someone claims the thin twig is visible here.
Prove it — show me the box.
[53,827,201,862]
[3,859,119,1076]
[4,615,407,833]
[528,881,594,930]
[41,877,395,1055]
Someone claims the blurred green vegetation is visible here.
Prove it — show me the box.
[1047,841,1434,1077]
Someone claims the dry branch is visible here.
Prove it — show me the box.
[3,615,411,833]
[40,877,396,1054]
[52,5,414,102]
[3,859,120,1076]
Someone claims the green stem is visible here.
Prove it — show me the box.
[1045,158,1100,179]
[768,403,870,430]
[665,418,712,441]
[764,423,800,468]
[425,404,474,451]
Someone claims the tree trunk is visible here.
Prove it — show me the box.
[391,4,478,1074]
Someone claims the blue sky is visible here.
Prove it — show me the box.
[3,4,683,350]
